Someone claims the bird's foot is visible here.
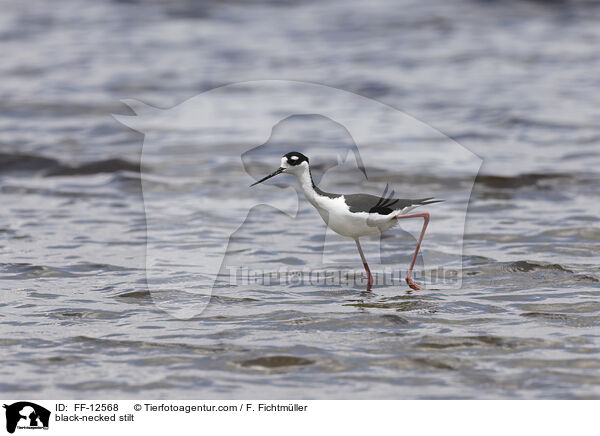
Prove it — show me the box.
[405,276,422,291]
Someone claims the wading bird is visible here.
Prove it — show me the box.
[251,152,442,291]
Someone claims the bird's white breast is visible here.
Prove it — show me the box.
[313,195,397,238]
[294,168,398,238]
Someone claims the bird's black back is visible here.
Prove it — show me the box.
[344,190,443,215]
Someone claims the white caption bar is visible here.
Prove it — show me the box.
[0,400,597,436]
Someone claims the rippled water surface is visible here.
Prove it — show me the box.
[1,0,600,399]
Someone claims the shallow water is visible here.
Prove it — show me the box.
[1,0,600,399]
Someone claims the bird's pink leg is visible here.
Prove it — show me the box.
[354,238,373,291]
[395,212,430,290]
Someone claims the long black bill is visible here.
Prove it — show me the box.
[250,167,286,186]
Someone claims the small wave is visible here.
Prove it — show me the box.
[499,262,598,282]
[476,173,570,189]
[505,260,572,273]
[42,309,131,321]
[0,262,134,279]
[466,260,599,290]
[60,380,174,392]
[0,152,140,176]
[239,355,314,369]
[45,158,140,176]
[343,298,435,312]
[521,312,600,328]
[115,290,153,299]
[415,335,556,351]
[26,355,83,366]
[0,263,78,279]
[502,115,590,130]
[381,314,410,325]
[520,302,600,314]
[70,336,227,354]
[521,312,570,321]
[0,152,60,173]
[65,263,135,273]
[540,227,600,240]
[501,357,600,369]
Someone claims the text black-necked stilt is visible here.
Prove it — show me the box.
[250,152,443,291]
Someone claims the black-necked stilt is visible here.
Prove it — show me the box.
[250,152,443,291]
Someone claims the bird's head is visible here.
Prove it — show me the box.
[250,151,309,186]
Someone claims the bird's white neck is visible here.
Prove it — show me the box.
[293,167,320,207]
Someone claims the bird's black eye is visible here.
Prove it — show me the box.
[283,151,308,166]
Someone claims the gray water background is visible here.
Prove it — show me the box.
[1,0,599,399]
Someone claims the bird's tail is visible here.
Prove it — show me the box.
[415,197,444,205]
